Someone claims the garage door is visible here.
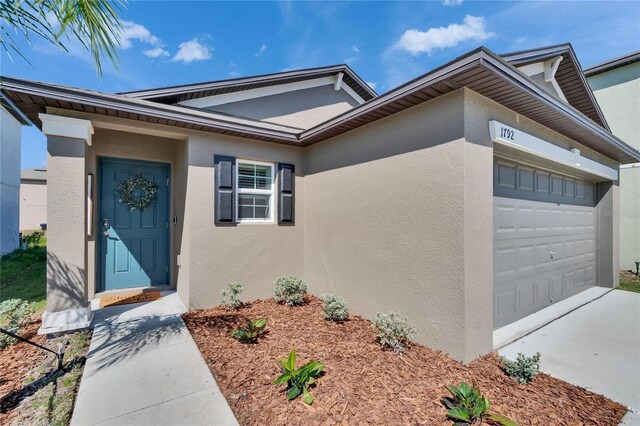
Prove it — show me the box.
[493,159,597,328]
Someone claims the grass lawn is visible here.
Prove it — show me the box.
[619,270,640,293]
[0,241,47,312]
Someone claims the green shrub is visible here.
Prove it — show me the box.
[443,380,518,426]
[274,275,307,306]
[374,311,416,353]
[274,349,324,405]
[321,293,349,322]
[0,299,35,348]
[23,231,45,248]
[501,352,541,384]
[231,319,266,343]
[220,282,244,309]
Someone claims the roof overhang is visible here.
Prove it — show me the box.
[584,51,640,77]
[119,64,377,104]
[2,46,639,163]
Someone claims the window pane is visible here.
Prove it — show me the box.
[238,163,272,189]
[238,194,271,220]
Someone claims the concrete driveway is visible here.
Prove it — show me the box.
[500,289,640,420]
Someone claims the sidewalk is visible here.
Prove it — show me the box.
[71,292,238,426]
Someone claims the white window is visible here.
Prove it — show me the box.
[236,160,275,222]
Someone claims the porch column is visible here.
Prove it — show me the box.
[38,113,94,334]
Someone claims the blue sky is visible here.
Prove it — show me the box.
[3,0,639,169]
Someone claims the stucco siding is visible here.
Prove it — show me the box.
[303,90,488,362]
[20,181,47,230]
[588,62,640,269]
[206,85,359,130]
[1,107,22,255]
[186,133,305,309]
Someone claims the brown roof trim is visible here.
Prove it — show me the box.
[120,64,377,103]
[501,43,609,129]
[0,77,300,143]
[584,51,640,76]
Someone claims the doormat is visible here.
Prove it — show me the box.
[99,291,162,308]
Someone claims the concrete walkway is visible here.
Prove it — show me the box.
[499,289,640,425]
[71,293,238,426]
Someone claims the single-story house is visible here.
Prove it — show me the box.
[2,43,638,362]
[0,102,30,255]
[20,168,47,231]
[585,52,640,271]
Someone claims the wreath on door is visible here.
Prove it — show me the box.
[115,175,159,211]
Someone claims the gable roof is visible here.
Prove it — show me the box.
[584,51,640,77]
[2,45,639,163]
[120,64,377,105]
[500,43,609,129]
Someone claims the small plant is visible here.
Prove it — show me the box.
[274,349,324,405]
[0,299,35,348]
[23,230,45,248]
[374,311,416,353]
[443,380,518,426]
[501,352,541,384]
[221,282,244,309]
[321,293,349,322]
[274,275,307,306]
[231,319,266,343]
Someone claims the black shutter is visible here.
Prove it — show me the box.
[278,163,295,225]
[214,155,236,224]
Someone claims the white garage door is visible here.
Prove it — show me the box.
[493,159,597,328]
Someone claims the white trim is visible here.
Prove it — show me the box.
[516,57,568,103]
[38,303,94,334]
[544,56,563,83]
[621,162,640,169]
[235,159,276,223]
[489,120,619,181]
[334,72,344,91]
[39,113,94,145]
[179,76,365,108]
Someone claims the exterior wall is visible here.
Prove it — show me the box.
[85,128,184,300]
[588,62,640,269]
[206,85,359,129]
[463,88,620,290]
[0,107,22,255]
[303,89,493,362]
[185,132,305,308]
[20,180,47,230]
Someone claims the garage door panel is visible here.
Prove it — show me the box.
[494,195,596,328]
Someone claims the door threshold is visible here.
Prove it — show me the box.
[92,285,175,309]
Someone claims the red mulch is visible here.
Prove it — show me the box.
[0,320,47,424]
[183,296,627,426]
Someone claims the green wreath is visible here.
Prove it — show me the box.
[115,175,159,211]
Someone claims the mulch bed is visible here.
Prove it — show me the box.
[0,320,46,424]
[183,296,627,425]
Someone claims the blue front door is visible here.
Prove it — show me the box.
[99,158,170,291]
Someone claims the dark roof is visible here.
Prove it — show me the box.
[21,168,47,181]
[584,51,640,77]
[500,43,609,129]
[0,92,31,125]
[119,64,377,104]
[2,45,639,163]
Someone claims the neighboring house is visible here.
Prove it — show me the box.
[585,52,640,271]
[2,43,638,362]
[20,168,47,231]
[0,101,29,255]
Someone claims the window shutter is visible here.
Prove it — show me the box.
[214,155,236,224]
[278,163,295,225]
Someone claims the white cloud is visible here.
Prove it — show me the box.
[255,44,267,57]
[344,45,360,64]
[395,15,494,55]
[172,39,212,63]
[442,0,463,6]
[119,21,160,49]
[144,47,170,58]
[365,81,377,91]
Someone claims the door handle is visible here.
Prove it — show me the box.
[102,218,110,237]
